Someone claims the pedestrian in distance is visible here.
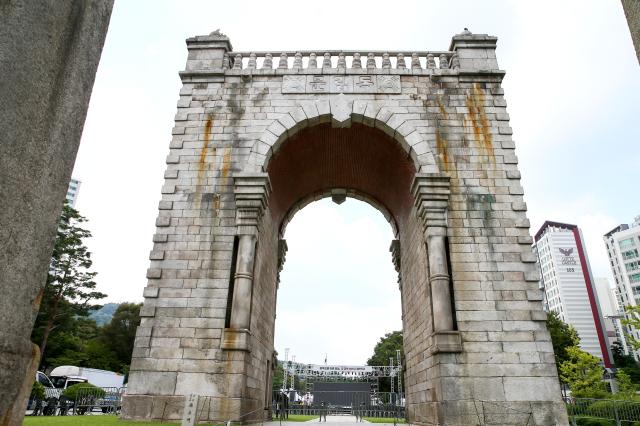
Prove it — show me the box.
[319,401,327,422]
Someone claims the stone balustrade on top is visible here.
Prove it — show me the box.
[224,50,458,72]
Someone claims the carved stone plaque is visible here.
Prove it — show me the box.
[282,75,401,94]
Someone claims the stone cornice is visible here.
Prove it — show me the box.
[234,173,271,235]
[411,173,451,230]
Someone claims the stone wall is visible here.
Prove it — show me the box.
[122,30,569,425]
[0,1,113,423]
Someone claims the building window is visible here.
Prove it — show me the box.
[620,238,636,249]
[627,261,640,272]
[623,249,639,260]
[630,273,640,284]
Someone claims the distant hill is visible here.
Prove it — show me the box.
[90,303,119,326]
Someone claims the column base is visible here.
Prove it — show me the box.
[429,330,462,354]
[408,399,569,426]
[222,328,251,351]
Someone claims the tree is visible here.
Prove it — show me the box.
[615,369,639,400]
[559,346,609,398]
[611,341,640,384]
[272,360,284,391]
[100,303,142,372]
[32,205,106,363]
[622,305,640,351]
[367,331,404,392]
[546,312,580,374]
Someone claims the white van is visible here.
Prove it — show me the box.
[49,365,124,389]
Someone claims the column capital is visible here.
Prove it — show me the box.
[390,239,401,289]
[276,239,288,288]
[234,173,271,235]
[278,239,288,273]
[411,173,451,231]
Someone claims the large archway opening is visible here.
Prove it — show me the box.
[275,197,400,366]
[245,122,435,422]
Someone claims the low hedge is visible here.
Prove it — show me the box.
[62,383,106,400]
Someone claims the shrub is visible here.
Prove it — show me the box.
[585,399,640,425]
[62,382,105,400]
[30,381,45,400]
[576,418,614,426]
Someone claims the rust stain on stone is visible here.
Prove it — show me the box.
[221,147,232,179]
[435,129,450,173]
[33,287,44,309]
[465,83,495,164]
[198,115,216,180]
[437,95,449,120]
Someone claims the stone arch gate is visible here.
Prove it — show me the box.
[121,30,569,425]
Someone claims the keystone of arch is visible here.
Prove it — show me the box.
[245,100,440,174]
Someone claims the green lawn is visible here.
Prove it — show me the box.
[362,417,406,424]
[23,416,179,426]
[272,414,318,422]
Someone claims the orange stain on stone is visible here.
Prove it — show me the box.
[199,116,213,172]
[33,287,44,309]
[435,129,450,173]
[221,147,232,179]
[197,116,217,190]
[465,83,495,164]
[437,96,449,120]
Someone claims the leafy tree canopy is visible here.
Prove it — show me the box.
[32,205,106,365]
[100,303,141,367]
[546,312,580,373]
[367,331,403,367]
[367,331,404,393]
[622,305,640,351]
[559,346,609,398]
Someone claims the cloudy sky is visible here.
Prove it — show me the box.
[73,0,639,365]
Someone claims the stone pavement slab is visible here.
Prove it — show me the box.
[265,415,376,426]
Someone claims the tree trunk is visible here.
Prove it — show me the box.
[39,296,59,363]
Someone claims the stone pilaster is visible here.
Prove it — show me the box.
[222,173,271,351]
[412,174,462,353]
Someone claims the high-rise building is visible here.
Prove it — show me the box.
[604,214,640,356]
[66,178,81,207]
[594,277,629,356]
[534,221,613,367]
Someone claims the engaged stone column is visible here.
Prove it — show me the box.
[222,173,271,351]
[412,174,462,353]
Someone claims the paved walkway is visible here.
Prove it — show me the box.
[265,415,397,425]
[309,415,363,422]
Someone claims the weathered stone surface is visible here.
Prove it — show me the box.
[0,1,113,422]
[622,0,640,64]
[122,30,568,426]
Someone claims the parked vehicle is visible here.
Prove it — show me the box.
[49,365,124,389]
[28,371,56,410]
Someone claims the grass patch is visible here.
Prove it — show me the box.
[23,416,179,426]
[362,417,406,424]
[272,414,318,422]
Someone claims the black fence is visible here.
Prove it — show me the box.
[27,386,124,416]
[272,390,405,419]
[565,397,640,426]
